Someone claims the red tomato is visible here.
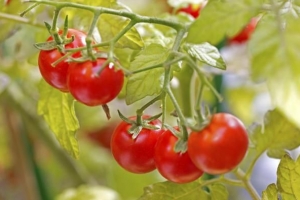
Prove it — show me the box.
[67,58,124,106]
[188,113,249,175]
[110,116,164,174]
[154,128,204,183]
[86,122,118,149]
[38,29,87,92]
[5,0,11,5]
[177,4,203,18]
[229,18,258,43]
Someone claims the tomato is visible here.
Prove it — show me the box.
[229,18,258,44]
[110,116,164,174]
[86,122,118,149]
[154,128,204,183]
[177,4,203,18]
[67,58,124,106]
[38,29,87,92]
[5,0,11,5]
[188,113,249,175]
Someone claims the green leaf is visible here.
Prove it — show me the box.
[262,184,278,200]
[250,13,300,129]
[98,3,143,50]
[277,154,300,200]
[250,109,300,159]
[183,43,226,70]
[186,0,263,44]
[209,184,229,200]
[55,185,120,200]
[126,44,169,104]
[37,80,80,159]
[138,181,210,200]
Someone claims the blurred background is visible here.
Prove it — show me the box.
[0,0,293,199]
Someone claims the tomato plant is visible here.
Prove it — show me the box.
[2,0,300,199]
[38,29,88,92]
[67,58,124,106]
[110,116,164,174]
[188,113,249,175]
[154,128,203,183]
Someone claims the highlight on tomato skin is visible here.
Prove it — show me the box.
[188,113,249,175]
[67,58,124,106]
[38,29,88,92]
[228,18,258,44]
[110,116,164,174]
[154,128,204,184]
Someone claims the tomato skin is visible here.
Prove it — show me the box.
[38,29,87,92]
[177,4,202,18]
[229,18,258,43]
[154,129,203,183]
[188,113,249,175]
[67,58,124,106]
[111,116,164,174]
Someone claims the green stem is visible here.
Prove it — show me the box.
[86,11,101,60]
[185,56,223,102]
[25,0,186,30]
[234,168,261,200]
[245,152,262,179]
[0,12,44,28]
[136,95,162,116]
[51,8,63,45]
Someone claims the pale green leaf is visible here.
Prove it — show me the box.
[126,44,169,104]
[138,181,210,200]
[98,3,143,50]
[186,0,263,44]
[183,43,226,69]
[209,184,229,200]
[37,80,80,159]
[262,184,278,200]
[250,109,300,159]
[249,12,300,130]
[277,154,300,200]
[55,185,120,200]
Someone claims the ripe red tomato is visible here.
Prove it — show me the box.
[229,18,258,43]
[188,113,249,175]
[110,116,164,174]
[177,4,203,18]
[86,121,118,149]
[38,29,87,92]
[154,128,204,183]
[5,0,11,5]
[67,58,124,106]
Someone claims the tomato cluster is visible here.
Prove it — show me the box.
[110,113,248,183]
[38,29,124,106]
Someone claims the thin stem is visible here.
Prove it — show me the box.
[24,0,186,30]
[0,12,44,28]
[136,95,162,115]
[86,11,101,60]
[245,152,262,179]
[51,8,63,45]
[185,56,223,102]
[234,168,261,200]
